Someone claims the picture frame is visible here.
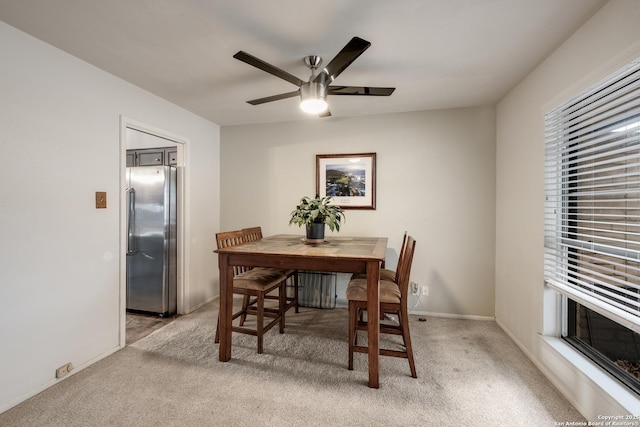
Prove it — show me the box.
[316,152,376,210]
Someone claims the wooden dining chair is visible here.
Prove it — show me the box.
[214,229,289,354]
[346,235,417,378]
[242,227,299,316]
[352,231,407,283]
[351,231,407,322]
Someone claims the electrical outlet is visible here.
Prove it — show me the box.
[421,285,429,296]
[55,362,73,378]
[410,282,419,295]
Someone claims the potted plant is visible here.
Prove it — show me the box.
[289,195,345,241]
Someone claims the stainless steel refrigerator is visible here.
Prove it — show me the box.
[126,165,177,316]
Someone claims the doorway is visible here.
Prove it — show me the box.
[119,118,187,347]
[125,312,175,345]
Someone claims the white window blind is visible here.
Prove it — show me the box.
[544,59,640,334]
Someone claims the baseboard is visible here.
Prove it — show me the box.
[0,345,121,414]
[408,310,495,321]
[188,296,217,314]
[334,298,494,321]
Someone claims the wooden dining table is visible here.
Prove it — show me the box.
[215,234,388,388]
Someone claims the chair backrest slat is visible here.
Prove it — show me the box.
[395,236,416,303]
[216,230,245,249]
[216,229,248,275]
[393,231,408,282]
[242,226,263,243]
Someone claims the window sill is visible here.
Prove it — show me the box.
[538,335,640,416]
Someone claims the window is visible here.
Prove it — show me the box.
[544,59,640,393]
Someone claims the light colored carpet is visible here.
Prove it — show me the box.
[0,300,585,426]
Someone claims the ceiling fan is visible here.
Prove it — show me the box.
[233,37,395,117]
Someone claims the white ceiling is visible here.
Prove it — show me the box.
[0,0,606,126]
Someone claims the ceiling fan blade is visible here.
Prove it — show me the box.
[234,51,304,87]
[313,37,371,84]
[247,90,300,105]
[328,86,395,96]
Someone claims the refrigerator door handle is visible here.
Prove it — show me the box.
[127,187,136,255]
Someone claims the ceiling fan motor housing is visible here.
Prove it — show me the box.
[301,81,327,101]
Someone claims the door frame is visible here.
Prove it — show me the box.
[118,116,189,348]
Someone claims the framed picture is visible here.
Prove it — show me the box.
[316,152,376,210]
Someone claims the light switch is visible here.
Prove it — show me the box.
[96,192,107,209]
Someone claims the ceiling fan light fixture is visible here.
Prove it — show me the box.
[300,97,328,114]
[300,81,328,114]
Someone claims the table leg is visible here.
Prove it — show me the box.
[366,260,380,388]
[218,253,232,361]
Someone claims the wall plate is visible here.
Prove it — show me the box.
[96,191,107,209]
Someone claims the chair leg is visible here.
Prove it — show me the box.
[354,308,362,346]
[279,283,286,333]
[238,295,251,326]
[214,313,220,344]
[348,301,356,370]
[293,271,299,313]
[257,293,264,354]
[400,308,417,378]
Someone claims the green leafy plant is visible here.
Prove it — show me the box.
[289,195,345,232]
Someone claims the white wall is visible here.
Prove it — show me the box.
[496,0,640,417]
[220,107,496,317]
[0,22,220,411]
